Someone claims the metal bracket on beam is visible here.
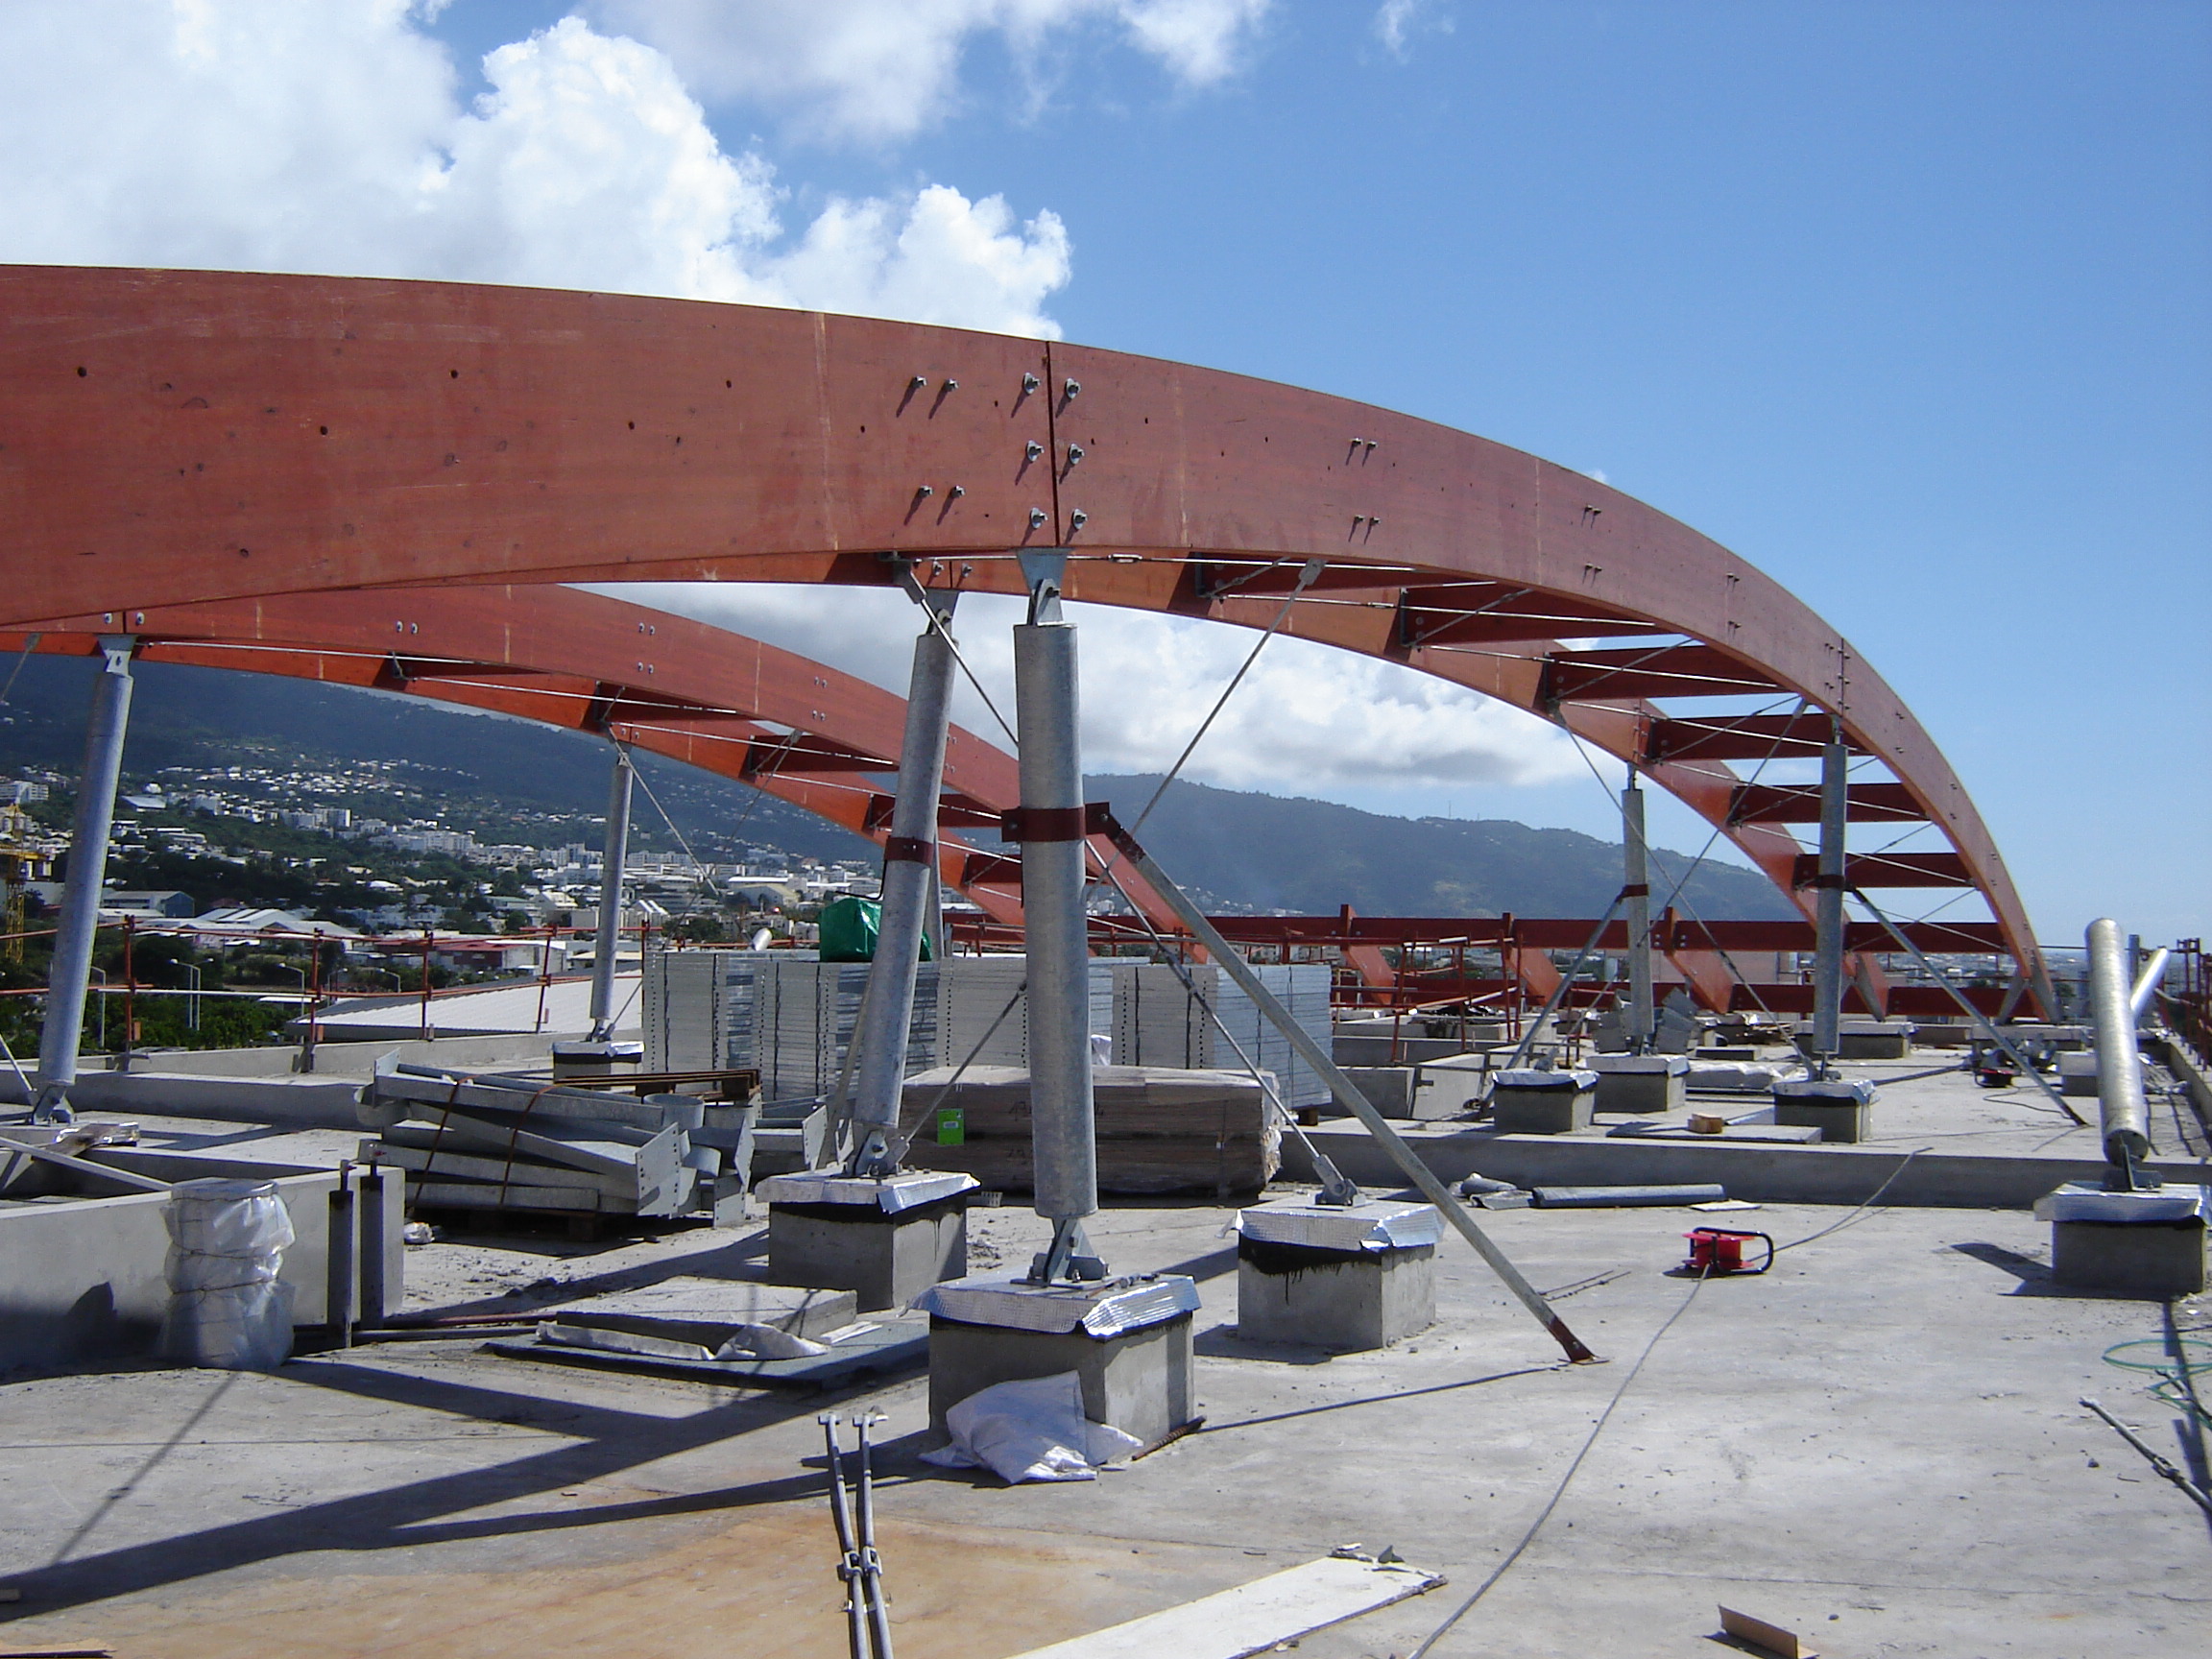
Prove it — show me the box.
[1018,550,1068,625]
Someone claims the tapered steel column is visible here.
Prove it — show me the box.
[1811,724,1850,1071]
[1621,770,1653,1051]
[588,745,635,1042]
[1013,554,1103,1280]
[35,637,135,1121]
[2086,918,2151,1178]
[848,586,958,1177]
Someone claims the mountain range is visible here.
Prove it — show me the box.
[0,653,1792,921]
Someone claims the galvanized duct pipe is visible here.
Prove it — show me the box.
[1013,556,1100,1272]
[2130,948,2172,1021]
[848,588,958,1177]
[587,745,635,1043]
[36,635,135,1122]
[1811,724,1850,1069]
[1621,772,1653,1050]
[2085,917,2150,1169]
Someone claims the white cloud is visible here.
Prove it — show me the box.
[598,582,1585,793]
[1372,0,1449,60]
[591,0,1271,143]
[0,2,1070,334]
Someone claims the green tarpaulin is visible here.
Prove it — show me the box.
[816,895,932,963]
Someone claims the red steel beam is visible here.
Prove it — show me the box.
[0,585,1185,934]
[0,266,2041,1006]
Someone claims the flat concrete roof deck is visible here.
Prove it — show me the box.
[1292,1055,2212,1208]
[4,1169,2208,1656]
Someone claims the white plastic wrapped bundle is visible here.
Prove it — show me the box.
[161,1177,297,1370]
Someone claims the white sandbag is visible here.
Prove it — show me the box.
[161,1177,295,1370]
[921,1372,1142,1483]
[163,1177,295,1259]
[164,1282,297,1370]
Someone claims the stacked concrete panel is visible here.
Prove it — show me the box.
[1109,961,1332,1108]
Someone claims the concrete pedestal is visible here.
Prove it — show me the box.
[758,1171,977,1312]
[2037,1183,2210,1296]
[2052,1221,2207,1296]
[2057,1050,2150,1099]
[1343,1064,1466,1120]
[1234,1197,1441,1351]
[916,1275,1201,1452]
[1414,1052,1496,1119]
[1793,1022,1913,1061]
[1490,1069,1599,1135]
[1591,1055,1689,1117]
[1772,1076,1877,1142]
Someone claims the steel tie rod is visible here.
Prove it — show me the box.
[1092,807,1600,1364]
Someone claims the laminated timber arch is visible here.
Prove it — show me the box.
[0,585,1185,932]
[0,264,2044,1008]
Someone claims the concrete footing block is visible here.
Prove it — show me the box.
[2051,1220,2207,1296]
[759,1173,977,1311]
[1772,1077,1877,1142]
[1236,1242,1435,1351]
[765,1201,967,1312]
[1233,1195,1441,1352]
[1591,1055,1688,1117]
[1490,1073,1598,1135]
[2038,1182,2210,1296]
[916,1275,1201,1451]
[1794,1022,1914,1060]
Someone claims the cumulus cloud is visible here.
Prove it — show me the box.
[0,2,1070,334]
[593,0,1273,143]
[600,582,1585,795]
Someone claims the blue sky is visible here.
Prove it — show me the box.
[3,2,2204,942]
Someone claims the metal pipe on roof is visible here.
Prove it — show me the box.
[2085,917,2151,1175]
[1622,771,1653,1052]
[1013,554,1104,1281]
[2130,948,2171,1021]
[1811,724,1850,1073]
[587,744,634,1043]
[848,585,957,1179]
[1095,808,1598,1363]
[35,635,135,1123]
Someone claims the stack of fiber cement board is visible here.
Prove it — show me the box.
[1110,962,1332,1109]
[643,948,1111,1102]
[357,1058,737,1218]
[933,956,1116,1071]
[899,1063,1281,1197]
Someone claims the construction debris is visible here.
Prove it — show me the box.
[1009,1553,1444,1658]
[529,1276,860,1359]
[1718,1604,1817,1658]
[356,1056,756,1219]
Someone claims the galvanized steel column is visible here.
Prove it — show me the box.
[36,636,135,1121]
[2085,917,2151,1171]
[1622,770,1653,1051]
[1013,556,1099,1236]
[588,744,635,1042]
[1811,725,1850,1069]
[848,588,958,1177]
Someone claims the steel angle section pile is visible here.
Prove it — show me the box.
[356,1057,742,1219]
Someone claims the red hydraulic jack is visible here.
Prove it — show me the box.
[1683,1228,1774,1276]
